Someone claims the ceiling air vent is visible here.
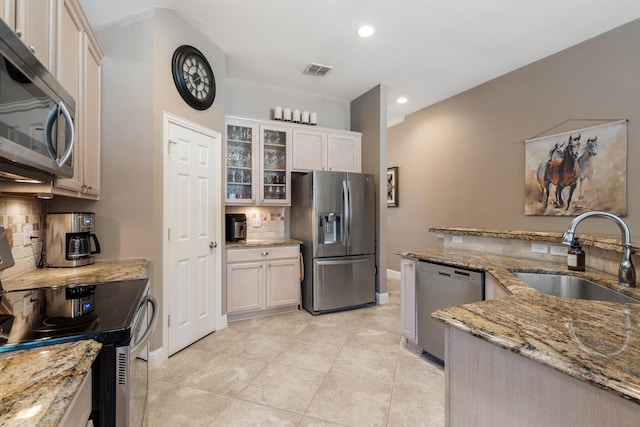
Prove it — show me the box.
[303,62,333,76]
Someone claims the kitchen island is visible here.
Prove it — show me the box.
[402,247,640,426]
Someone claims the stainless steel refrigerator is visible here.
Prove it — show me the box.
[291,170,376,315]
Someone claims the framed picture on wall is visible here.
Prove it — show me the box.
[524,119,627,216]
[387,167,399,207]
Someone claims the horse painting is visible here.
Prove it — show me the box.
[536,141,567,203]
[524,120,627,216]
[577,136,598,199]
[543,134,581,210]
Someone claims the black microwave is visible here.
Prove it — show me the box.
[0,19,75,183]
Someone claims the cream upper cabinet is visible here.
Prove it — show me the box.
[226,118,258,204]
[291,129,326,171]
[292,128,361,173]
[327,132,361,173]
[2,0,56,70]
[79,32,101,196]
[55,0,103,198]
[258,123,291,206]
[225,117,291,206]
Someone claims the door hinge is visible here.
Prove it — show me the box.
[168,228,170,240]
[168,315,171,327]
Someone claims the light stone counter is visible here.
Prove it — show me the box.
[402,248,640,404]
[0,340,101,427]
[430,226,640,254]
[0,258,149,425]
[2,257,149,291]
[225,238,302,248]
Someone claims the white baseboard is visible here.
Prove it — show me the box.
[219,314,228,330]
[376,292,389,304]
[387,269,401,280]
[147,346,165,370]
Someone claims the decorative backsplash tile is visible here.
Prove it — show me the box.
[0,196,45,279]
[225,206,287,239]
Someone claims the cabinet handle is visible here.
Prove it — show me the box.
[15,29,22,38]
[261,252,269,256]
[267,263,272,267]
[29,46,35,53]
[209,242,217,249]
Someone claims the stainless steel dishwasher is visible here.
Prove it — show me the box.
[417,261,483,363]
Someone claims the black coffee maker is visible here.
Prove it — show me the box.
[225,214,247,242]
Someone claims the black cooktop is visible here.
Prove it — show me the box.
[0,278,149,353]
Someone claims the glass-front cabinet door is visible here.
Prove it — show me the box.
[226,119,257,204]
[259,124,291,205]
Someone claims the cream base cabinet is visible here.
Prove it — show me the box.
[292,128,361,173]
[484,272,510,300]
[227,261,265,313]
[400,257,417,344]
[227,245,300,321]
[445,327,639,427]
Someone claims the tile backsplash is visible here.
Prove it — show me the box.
[225,206,287,240]
[0,196,45,279]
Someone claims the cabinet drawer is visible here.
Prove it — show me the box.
[227,245,299,263]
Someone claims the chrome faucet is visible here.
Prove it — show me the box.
[562,211,636,287]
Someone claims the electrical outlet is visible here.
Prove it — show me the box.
[452,235,463,244]
[23,225,33,246]
[252,218,262,227]
[531,243,548,254]
[550,245,567,256]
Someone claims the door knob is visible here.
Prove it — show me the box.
[209,242,217,249]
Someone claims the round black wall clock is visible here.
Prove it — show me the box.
[171,45,216,110]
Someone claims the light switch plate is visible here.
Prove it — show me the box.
[23,225,33,246]
[550,245,567,256]
[452,235,463,244]
[252,218,262,227]
[531,243,548,254]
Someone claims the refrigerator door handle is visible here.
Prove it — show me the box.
[343,179,350,249]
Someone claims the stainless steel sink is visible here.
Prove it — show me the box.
[512,272,639,304]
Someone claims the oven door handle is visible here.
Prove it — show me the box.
[131,294,158,355]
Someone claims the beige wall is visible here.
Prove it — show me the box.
[351,84,388,296]
[48,8,226,352]
[387,18,640,272]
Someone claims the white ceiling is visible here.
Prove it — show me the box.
[79,0,640,125]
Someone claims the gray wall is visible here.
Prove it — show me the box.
[351,85,388,296]
[48,8,227,352]
[387,19,640,272]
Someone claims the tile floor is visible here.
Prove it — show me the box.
[147,277,445,426]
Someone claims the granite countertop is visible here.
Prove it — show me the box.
[225,238,303,248]
[1,257,149,291]
[402,249,640,404]
[429,226,640,254]
[0,258,149,425]
[0,340,102,426]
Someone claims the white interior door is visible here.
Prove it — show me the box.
[165,113,221,356]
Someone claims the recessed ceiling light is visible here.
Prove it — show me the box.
[397,97,408,104]
[356,25,374,38]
